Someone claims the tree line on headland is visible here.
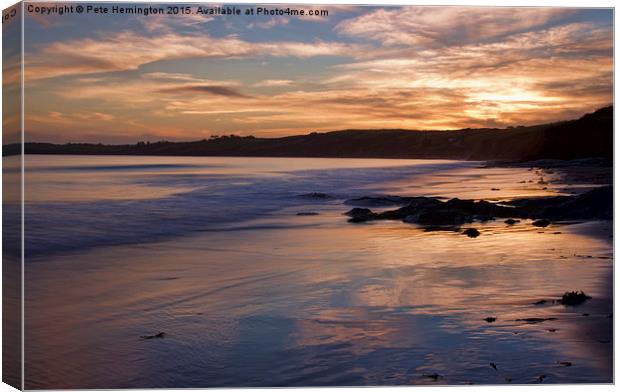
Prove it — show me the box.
[4,106,612,162]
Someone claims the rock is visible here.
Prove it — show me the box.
[538,375,547,383]
[140,332,165,340]
[516,317,557,324]
[507,195,572,216]
[558,361,572,367]
[532,219,550,227]
[401,197,445,210]
[381,198,444,222]
[443,198,512,218]
[533,300,547,305]
[346,196,510,226]
[597,339,611,343]
[296,212,319,216]
[491,188,500,191]
[422,226,461,233]
[462,228,480,238]
[299,192,331,199]
[343,186,612,227]
[559,291,591,306]
[553,185,612,220]
[414,208,474,226]
[484,317,497,323]
[345,207,372,217]
[344,195,417,207]
[512,186,612,220]
[344,208,376,223]
[423,373,442,381]
[403,215,418,223]
[490,363,497,370]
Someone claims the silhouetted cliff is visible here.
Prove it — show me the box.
[4,106,612,161]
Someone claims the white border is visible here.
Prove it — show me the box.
[0,1,616,392]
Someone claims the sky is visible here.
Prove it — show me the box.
[3,3,614,144]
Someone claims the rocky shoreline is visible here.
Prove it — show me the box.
[339,157,612,230]
[343,185,612,229]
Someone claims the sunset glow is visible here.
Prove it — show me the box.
[9,4,614,143]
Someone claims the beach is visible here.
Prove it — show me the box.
[4,3,614,389]
[20,155,612,388]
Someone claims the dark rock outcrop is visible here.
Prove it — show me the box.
[516,317,558,324]
[509,186,612,220]
[344,195,419,207]
[299,192,332,199]
[532,219,551,227]
[345,208,376,223]
[462,228,481,238]
[140,332,165,340]
[559,291,591,306]
[344,186,611,227]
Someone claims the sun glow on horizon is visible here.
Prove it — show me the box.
[3,5,612,144]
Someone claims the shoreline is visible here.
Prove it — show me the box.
[21,155,613,387]
[25,217,613,387]
[4,106,613,161]
[488,157,612,188]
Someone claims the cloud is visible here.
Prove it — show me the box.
[138,12,214,33]
[52,72,243,102]
[336,7,574,47]
[74,112,116,121]
[328,23,612,92]
[252,79,295,88]
[248,17,290,29]
[2,54,21,87]
[37,24,612,137]
[157,84,249,98]
[22,7,613,141]
[31,110,115,123]
[24,31,367,81]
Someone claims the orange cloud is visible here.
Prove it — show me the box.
[24,31,367,81]
[252,79,295,88]
[20,8,612,142]
[336,7,574,47]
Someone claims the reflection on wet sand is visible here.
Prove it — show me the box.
[25,216,612,387]
[21,156,612,387]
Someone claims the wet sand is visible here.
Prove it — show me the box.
[21,156,612,388]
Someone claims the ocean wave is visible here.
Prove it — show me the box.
[14,158,471,259]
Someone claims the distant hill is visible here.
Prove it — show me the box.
[3,106,612,161]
